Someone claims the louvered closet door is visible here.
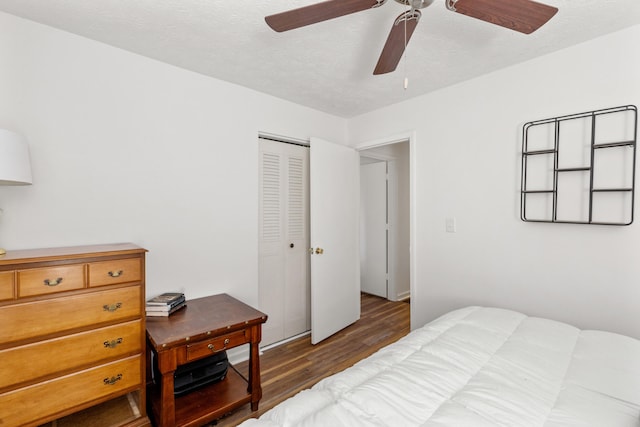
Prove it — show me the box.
[259,138,310,347]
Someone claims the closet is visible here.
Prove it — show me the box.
[258,138,310,347]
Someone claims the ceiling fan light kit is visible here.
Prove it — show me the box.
[265,0,559,74]
[395,0,435,8]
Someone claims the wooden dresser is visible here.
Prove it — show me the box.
[0,243,150,427]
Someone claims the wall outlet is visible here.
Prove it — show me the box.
[445,217,456,233]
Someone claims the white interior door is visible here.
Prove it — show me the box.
[283,145,311,339]
[259,139,310,347]
[310,137,360,344]
[360,161,388,298]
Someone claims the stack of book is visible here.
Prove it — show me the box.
[146,292,186,317]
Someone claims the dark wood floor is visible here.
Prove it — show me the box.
[214,293,410,426]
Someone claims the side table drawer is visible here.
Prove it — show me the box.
[186,329,249,361]
[89,258,142,287]
[18,264,85,297]
[0,320,142,390]
[0,355,141,427]
[0,286,141,345]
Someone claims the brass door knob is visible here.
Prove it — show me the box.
[315,248,324,255]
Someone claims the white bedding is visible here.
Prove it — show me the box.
[240,306,640,427]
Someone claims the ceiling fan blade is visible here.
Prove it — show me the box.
[373,10,420,75]
[265,0,385,32]
[447,0,558,34]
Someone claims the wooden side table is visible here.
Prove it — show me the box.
[145,294,267,427]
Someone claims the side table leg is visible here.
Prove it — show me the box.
[160,372,176,426]
[248,327,263,411]
[155,349,177,427]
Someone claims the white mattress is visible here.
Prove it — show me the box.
[239,306,640,427]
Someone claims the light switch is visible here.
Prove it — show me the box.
[445,217,456,233]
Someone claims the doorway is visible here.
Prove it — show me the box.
[360,158,388,298]
[359,140,411,302]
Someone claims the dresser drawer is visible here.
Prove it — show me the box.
[0,271,14,301]
[0,320,142,390]
[18,264,85,297]
[0,286,141,345]
[89,258,142,287]
[186,329,249,361]
[0,355,142,427]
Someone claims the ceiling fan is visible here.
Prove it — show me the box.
[265,0,558,75]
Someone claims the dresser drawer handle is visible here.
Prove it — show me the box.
[104,338,123,348]
[208,338,230,353]
[103,374,123,386]
[108,270,123,278]
[43,277,63,286]
[103,302,122,312]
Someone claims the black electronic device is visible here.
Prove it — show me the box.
[152,350,229,396]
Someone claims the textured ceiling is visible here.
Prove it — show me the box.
[0,0,639,118]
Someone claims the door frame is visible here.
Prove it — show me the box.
[355,131,416,329]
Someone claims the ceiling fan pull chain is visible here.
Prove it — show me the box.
[403,1,408,90]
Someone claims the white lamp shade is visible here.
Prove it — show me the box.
[0,129,32,185]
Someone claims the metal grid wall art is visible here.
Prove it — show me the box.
[521,105,637,225]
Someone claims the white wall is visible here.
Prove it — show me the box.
[0,11,347,309]
[350,25,640,339]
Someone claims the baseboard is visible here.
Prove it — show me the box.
[226,330,311,365]
[396,290,410,301]
[261,331,311,352]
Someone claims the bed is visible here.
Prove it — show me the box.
[239,306,640,427]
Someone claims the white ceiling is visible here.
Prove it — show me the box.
[1,0,639,118]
